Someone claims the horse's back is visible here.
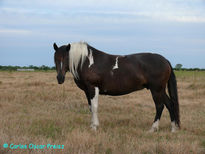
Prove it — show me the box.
[127,53,171,89]
[127,53,169,69]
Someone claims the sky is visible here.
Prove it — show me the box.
[0,0,205,68]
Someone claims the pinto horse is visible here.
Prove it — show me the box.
[53,42,180,132]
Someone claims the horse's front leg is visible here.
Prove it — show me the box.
[85,87,99,131]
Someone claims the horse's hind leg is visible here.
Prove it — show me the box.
[150,89,178,132]
[149,89,165,132]
[163,93,179,132]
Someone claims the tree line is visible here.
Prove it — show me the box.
[0,65,55,71]
[174,64,205,71]
[0,64,204,71]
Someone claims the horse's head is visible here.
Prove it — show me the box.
[53,43,70,84]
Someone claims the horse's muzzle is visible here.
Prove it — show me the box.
[57,74,65,84]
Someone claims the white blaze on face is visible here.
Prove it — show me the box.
[113,57,119,70]
[88,49,94,68]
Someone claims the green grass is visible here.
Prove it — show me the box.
[175,70,205,78]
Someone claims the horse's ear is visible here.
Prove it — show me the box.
[66,44,70,52]
[53,43,58,51]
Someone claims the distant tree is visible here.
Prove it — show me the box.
[40,65,49,71]
[175,64,183,70]
[29,65,34,69]
[51,66,56,70]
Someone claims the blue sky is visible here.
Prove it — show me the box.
[0,0,205,68]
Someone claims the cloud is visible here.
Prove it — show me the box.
[0,28,31,35]
[1,0,205,24]
[1,0,205,67]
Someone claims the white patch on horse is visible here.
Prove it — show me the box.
[60,61,63,70]
[88,49,94,68]
[113,57,119,70]
[90,87,99,131]
[69,42,88,79]
[149,119,159,132]
[171,121,178,133]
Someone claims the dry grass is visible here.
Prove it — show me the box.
[0,71,205,154]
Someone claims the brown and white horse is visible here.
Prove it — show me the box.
[53,42,180,132]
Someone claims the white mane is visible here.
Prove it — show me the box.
[69,42,88,79]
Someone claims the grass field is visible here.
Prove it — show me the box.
[0,70,205,154]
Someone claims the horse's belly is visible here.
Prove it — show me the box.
[99,80,144,96]
[98,66,146,95]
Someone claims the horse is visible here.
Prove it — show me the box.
[53,42,180,132]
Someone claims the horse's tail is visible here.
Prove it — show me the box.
[168,64,180,128]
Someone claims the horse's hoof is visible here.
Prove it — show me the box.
[90,124,98,131]
[171,122,179,133]
[148,127,158,133]
[171,126,179,133]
